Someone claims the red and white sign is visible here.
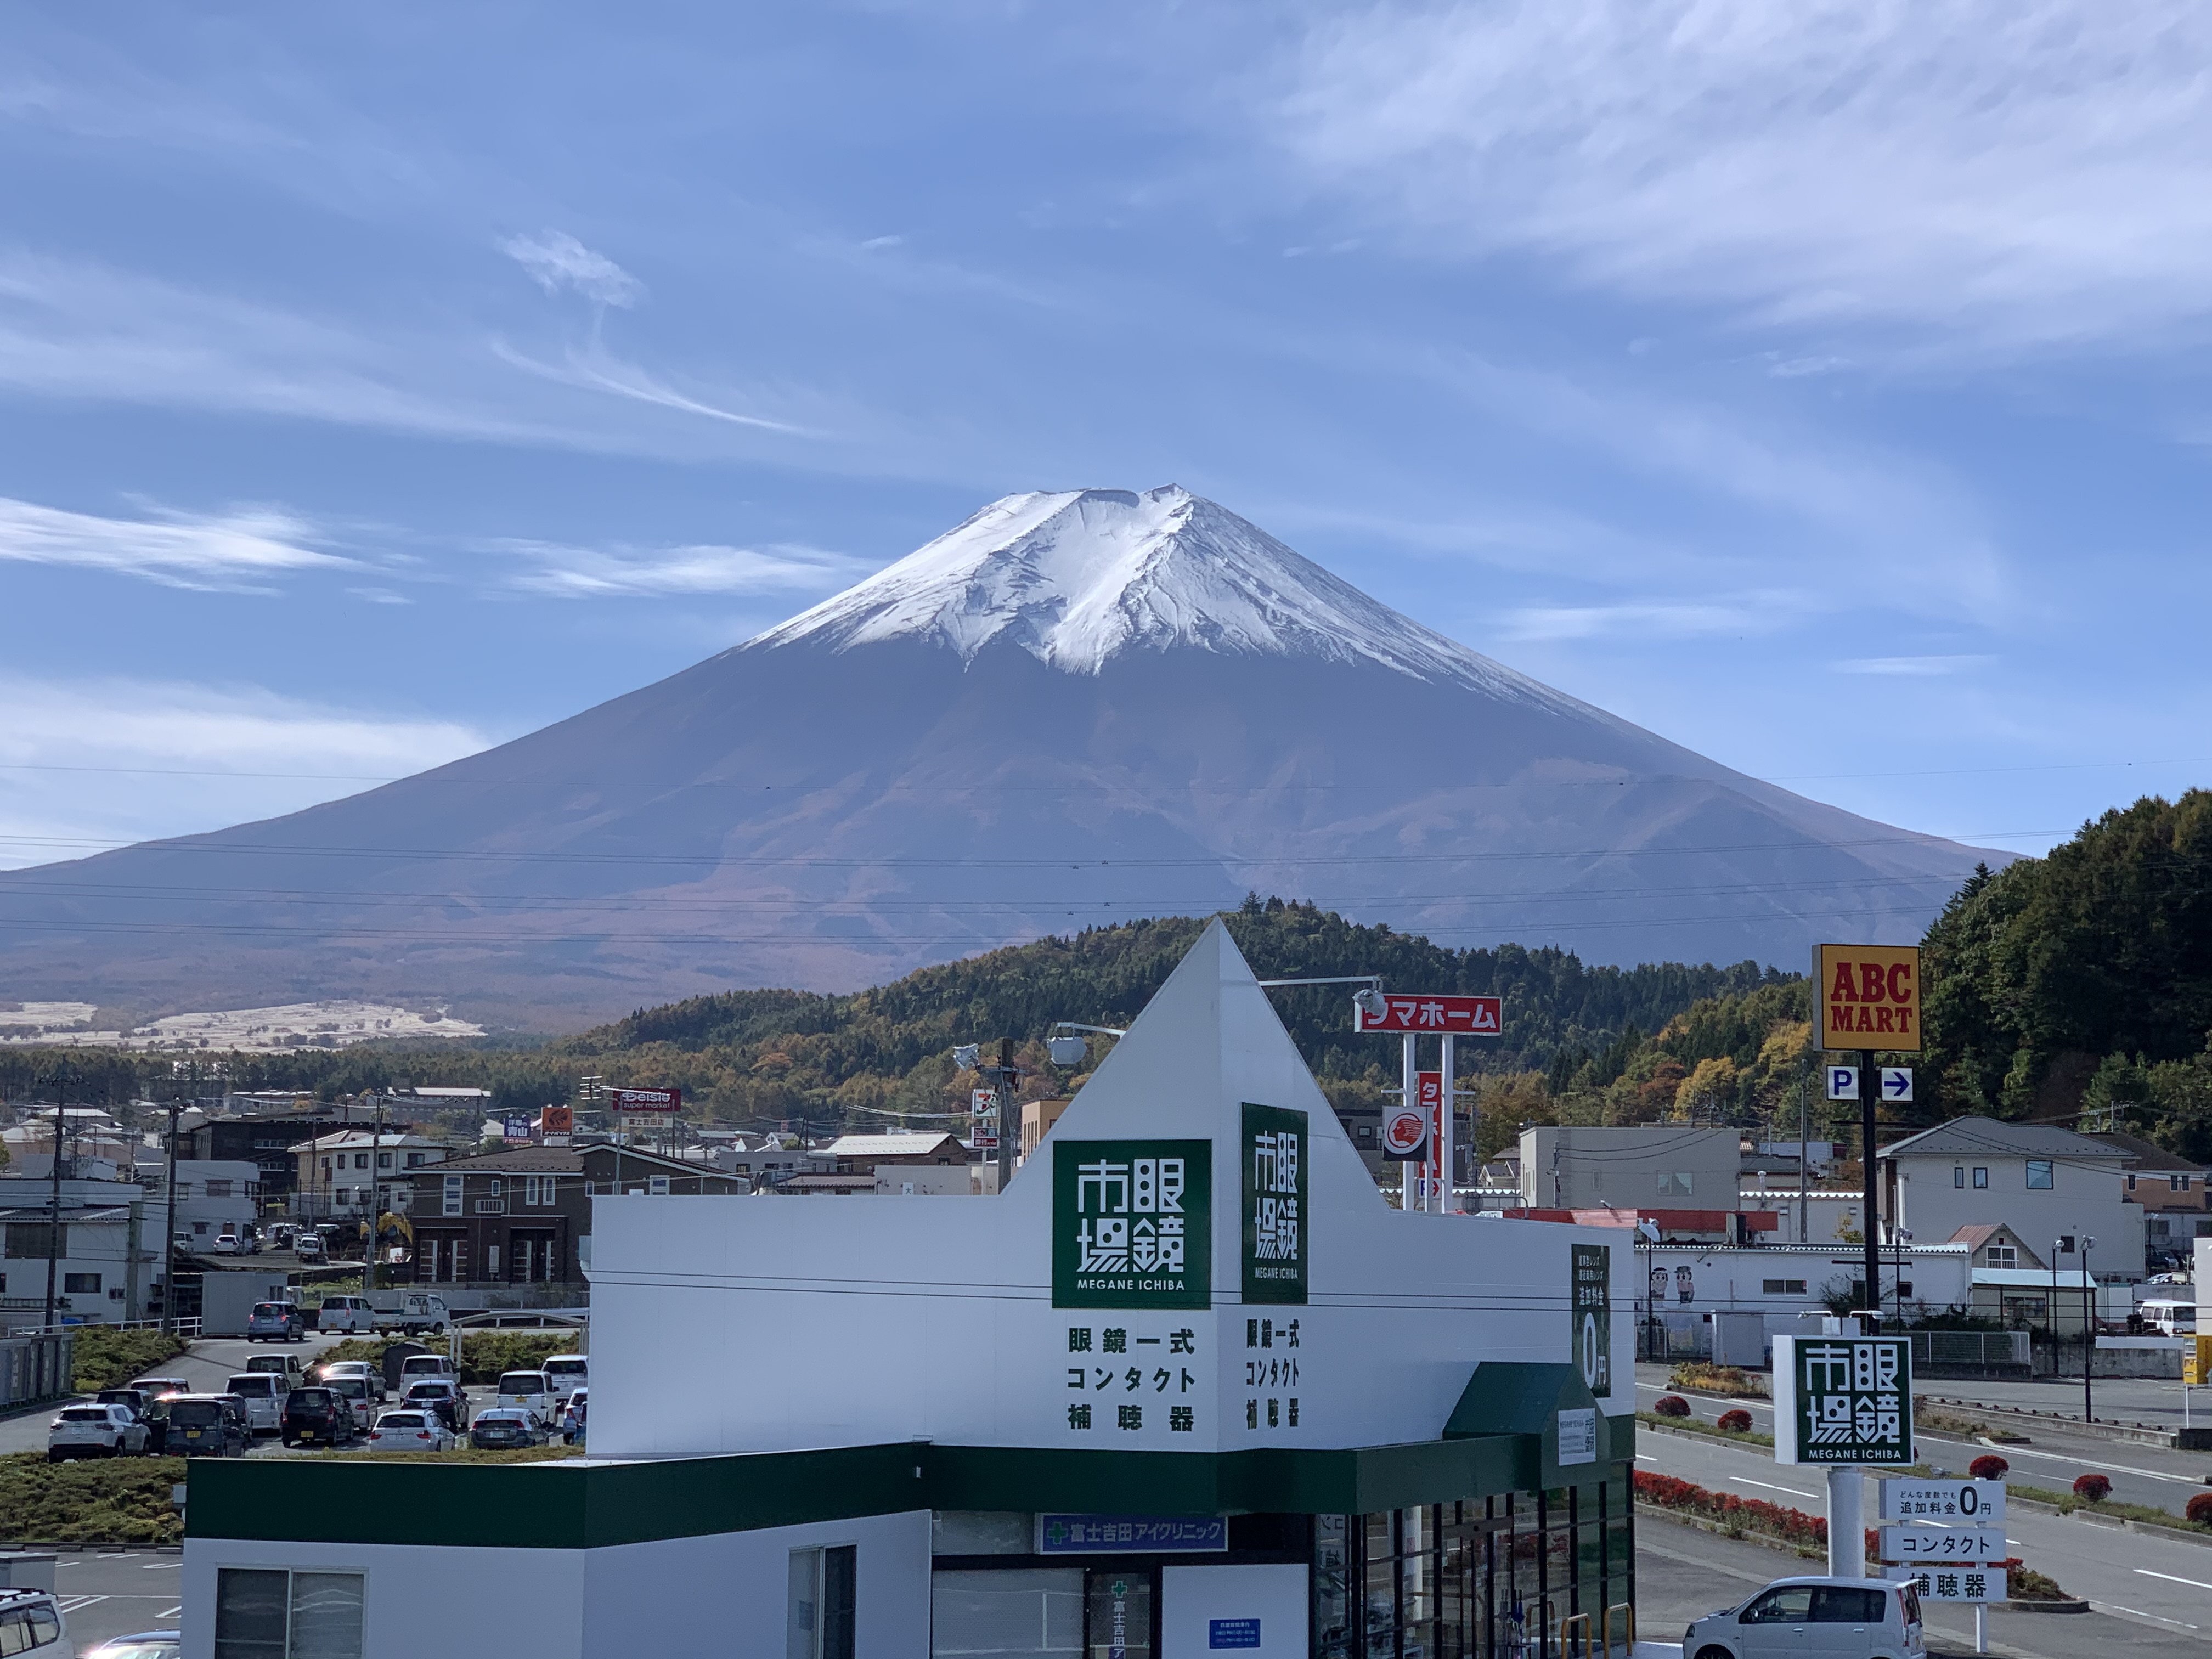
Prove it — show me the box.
[972,1088,1000,1151]
[1355,995,1502,1036]
[1417,1071,1446,1183]
[607,1086,681,1114]
[1381,1098,1429,1160]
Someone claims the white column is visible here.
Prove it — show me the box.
[1401,1033,1417,1211]
[1827,1465,1864,1578]
[1437,1032,1455,1214]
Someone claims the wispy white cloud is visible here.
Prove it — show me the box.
[1831,654,1997,676]
[492,538,865,599]
[0,495,348,592]
[489,336,817,436]
[0,674,495,867]
[1276,1,2212,354]
[500,230,644,309]
[1500,594,1814,642]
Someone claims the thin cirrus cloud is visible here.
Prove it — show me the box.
[1831,655,1997,676]
[1274,0,2212,352]
[493,538,866,600]
[1500,594,1813,642]
[0,493,350,591]
[499,230,646,309]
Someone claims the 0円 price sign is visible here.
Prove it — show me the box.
[1771,1334,1913,1465]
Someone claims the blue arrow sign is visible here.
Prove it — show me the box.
[1882,1068,1914,1101]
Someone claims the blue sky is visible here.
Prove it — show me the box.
[4,2,2211,878]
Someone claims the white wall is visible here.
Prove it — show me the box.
[1892,1154,2144,1277]
[182,1510,931,1659]
[1519,1126,1740,1211]
[588,923,1635,1462]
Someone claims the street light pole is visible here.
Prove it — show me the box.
[160,1098,182,1335]
[42,1091,65,1331]
[2082,1236,2096,1424]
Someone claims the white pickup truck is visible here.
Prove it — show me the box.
[315,1292,452,1336]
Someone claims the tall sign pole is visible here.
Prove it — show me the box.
[1816,945,1923,1329]
[1436,1032,1455,1214]
[1400,1034,1417,1211]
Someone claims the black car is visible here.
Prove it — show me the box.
[279,1386,358,1448]
[165,1394,250,1457]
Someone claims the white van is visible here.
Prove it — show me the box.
[2141,1297,2196,1336]
[225,1372,289,1436]
[316,1294,376,1334]
[1684,1576,1923,1659]
[0,1589,65,1657]
[543,1354,588,1406]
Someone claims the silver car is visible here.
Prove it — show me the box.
[246,1301,304,1342]
[224,1372,289,1436]
[1685,1576,1925,1659]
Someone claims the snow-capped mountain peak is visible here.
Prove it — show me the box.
[744,484,1549,698]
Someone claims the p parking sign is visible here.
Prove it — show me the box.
[1771,1333,1913,1465]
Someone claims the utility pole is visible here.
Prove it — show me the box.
[160,1096,182,1335]
[2082,1236,2096,1424]
[1797,1056,1811,1245]
[1859,1047,1880,1329]
[364,1090,386,1297]
[42,1090,65,1331]
[995,1039,1019,1197]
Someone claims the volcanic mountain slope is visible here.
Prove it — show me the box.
[0,486,1999,1025]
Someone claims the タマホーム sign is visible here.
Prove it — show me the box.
[1815,944,1923,1053]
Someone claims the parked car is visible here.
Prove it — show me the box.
[279,1386,358,1448]
[320,1373,374,1414]
[560,1386,588,1446]
[245,1352,307,1387]
[398,1353,456,1386]
[246,1301,306,1343]
[468,1407,545,1450]
[313,1294,376,1334]
[224,1373,289,1437]
[266,1223,296,1249]
[0,1588,66,1657]
[378,1293,452,1335]
[494,1369,558,1425]
[211,1232,240,1255]
[293,1232,327,1263]
[366,1408,454,1452]
[163,1394,250,1457]
[402,1379,469,1432]
[133,1375,191,1400]
[80,1632,179,1659]
[48,1403,150,1461]
[543,1353,588,1407]
[317,1359,386,1402]
[100,1387,169,1454]
[1683,1576,1923,1659]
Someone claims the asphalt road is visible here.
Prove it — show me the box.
[23,1548,184,1657]
[1635,1417,2212,1640]
[1634,1372,2212,1519]
[1637,1501,2208,1659]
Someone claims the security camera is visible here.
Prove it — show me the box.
[1352,987,1388,1024]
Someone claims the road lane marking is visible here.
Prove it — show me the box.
[142,1560,183,1570]
[2095,1602,2200,1631]
[161,1606,183,1618]
[2135,1568,2212,1592]
[56,1596,109,1612]
[1914,1432,2201,1487]
[1734,1476,1822,1500]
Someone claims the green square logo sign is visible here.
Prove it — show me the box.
[1773,1334,1914,1465]
[1052,1139,1212,1309]
[1240,1103,1307,1306]
[1571,1243,1611,1398]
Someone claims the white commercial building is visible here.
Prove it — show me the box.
[0,1171,160,1327]
[1880,1118,2145,1280]
[1517,1124,1740,1211]
[178,922,1638,1658]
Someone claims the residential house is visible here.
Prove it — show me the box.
[1879,1116,2145,1279]
[163,1160,262,1248]
[0,1170,160,1328]
[1945,1222,2045,1273]
[1518,1126,1742,1211]
[400,1143,748,1287]
[807,1133,970,1174]
[293,1131,448,1223]
[185,1111,347,1206]
[2085,1130,2211,1269]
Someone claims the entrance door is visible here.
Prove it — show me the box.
[930,1568,1082,1657]
[1159,1565,1305,1658]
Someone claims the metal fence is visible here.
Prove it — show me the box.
[0,1329,74,1408]
[1910,1329,2030,1374]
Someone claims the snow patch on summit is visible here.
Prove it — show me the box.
[744,485,1560,702]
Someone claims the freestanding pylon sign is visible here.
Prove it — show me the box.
[1354,994,1504,1211]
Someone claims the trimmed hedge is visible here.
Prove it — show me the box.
[1968,1454,2009,1480]
[0,1452,184,1543]
[1652,1394,1691,1417]
[72,1328,189,1391]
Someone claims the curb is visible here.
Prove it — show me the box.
[1990,1599,2090,1615]
[1923,1394,2202,1452]
[2003,1492,2212,1548]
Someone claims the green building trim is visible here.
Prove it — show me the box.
[185,1415,1634,1551]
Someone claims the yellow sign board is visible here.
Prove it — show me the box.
[2185,1334,2212,1386]
[1816,943,1924,1053]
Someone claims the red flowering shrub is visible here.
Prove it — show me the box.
[1969,1454,2009,1480]
[1633,1470,1830,1551]
[2187,1493,2212,1526]
[1717,1409,1754,1432]
[1654,1394,1691,1417]
[2072,1474,2111,1502]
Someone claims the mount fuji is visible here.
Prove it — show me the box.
[0,486,1998,1025]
